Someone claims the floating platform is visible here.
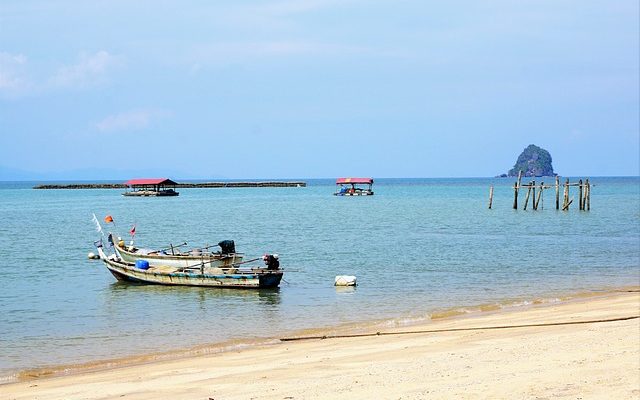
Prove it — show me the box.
[122,190,179,197]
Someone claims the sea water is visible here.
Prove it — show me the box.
[0,177,638,382]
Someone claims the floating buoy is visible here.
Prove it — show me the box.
[87,252,99,260]
[335,275,357,286]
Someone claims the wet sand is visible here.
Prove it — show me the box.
[2,290,639,399]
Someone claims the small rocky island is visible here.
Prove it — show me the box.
[505,144,556,177]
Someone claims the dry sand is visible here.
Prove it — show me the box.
[2,291,639,400]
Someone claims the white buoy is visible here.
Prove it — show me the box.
[87,252,99,260]
[335,275,357,286]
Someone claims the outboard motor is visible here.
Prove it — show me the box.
[218,240,236,255]
[263,254,280,270]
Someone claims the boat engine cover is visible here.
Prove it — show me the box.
[218,240,236,254]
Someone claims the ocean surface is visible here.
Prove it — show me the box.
[0,177,638,382]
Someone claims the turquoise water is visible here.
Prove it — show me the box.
[0,177,638,381]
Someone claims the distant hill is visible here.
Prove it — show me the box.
[0,165,223,182]
[507,145,556,177]
[0,166,45,181]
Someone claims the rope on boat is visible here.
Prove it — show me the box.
[279,315,640,342]
[150,242,188,254]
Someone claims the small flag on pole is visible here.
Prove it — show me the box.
[104,215,114,224]
[130,225,136,237]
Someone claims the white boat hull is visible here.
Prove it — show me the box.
[114,244,243,269]
[334,192,374,196]
[98,248,282,289]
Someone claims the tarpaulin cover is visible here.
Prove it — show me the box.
[124,178,178,186]
[335,178,373,185]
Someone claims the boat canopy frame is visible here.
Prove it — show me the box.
[124,178,178,194]
[334,177,374,195]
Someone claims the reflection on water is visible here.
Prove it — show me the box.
[334,286,357,295]
[101,282,283,339]
[106,280,281,304]
[257,288,282,306]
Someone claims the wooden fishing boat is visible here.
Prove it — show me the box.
[95,245,283,289]
[112,237,244,269]
[334,177,374,196]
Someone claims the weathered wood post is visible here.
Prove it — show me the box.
[582,179,589,211]
[586,179,591,210]
[563,197,574,210]
[555,175,560,210]
[534,181,544,210]
[488,186,494,209]
[578,179,584,210]
[513,170,522,209]
[523,182,532,210]
[563,178,569,210]
[531,180,536,210]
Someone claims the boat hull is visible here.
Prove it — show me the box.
[102,257,283,289]
[334,192,374,196]
[122,190,179,197]
[114,244,243,269]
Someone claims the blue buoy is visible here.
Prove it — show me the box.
[135,259,150,270]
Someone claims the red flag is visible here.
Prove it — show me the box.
[104,215,114,224]
[130,225,136,236]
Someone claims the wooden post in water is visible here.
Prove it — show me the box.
[583,179,588,210]
[488,186,494,209]
[563,197,573,211]
[586,179,591,210]
[513,170,522,209]
[562,178,570,210]
[531,180,536,210]
[534,181,544,210]
[578,179,584,210]
[555,175,560,210]
[523,182,532,210]
[582,179,589,211]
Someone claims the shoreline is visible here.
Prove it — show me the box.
[2,285,638,388]
[3,288,638,399]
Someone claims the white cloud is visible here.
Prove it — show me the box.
[181,0,370,66]
[95,109,171,132]
[50,51,123,88]
[0,52,31,95]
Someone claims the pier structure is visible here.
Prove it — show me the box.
[33,181,307,190]
[488,171,591,211]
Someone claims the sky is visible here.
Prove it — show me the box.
[0,0,638,180]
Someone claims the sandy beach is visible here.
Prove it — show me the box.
[2,290,639,400]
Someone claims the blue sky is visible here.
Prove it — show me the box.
[1,1,638,179]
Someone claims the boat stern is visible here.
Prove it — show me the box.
[259,272,284,288]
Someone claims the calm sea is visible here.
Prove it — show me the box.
[0,177,638,382]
